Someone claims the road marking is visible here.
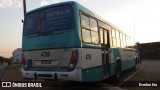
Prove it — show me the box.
[118,67,144,86]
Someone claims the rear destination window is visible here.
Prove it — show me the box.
[23,4,74,36]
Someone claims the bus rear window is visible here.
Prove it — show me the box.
[23,4,74,36]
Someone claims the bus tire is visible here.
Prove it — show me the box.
[115,60,121,81]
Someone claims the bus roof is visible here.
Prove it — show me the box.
[75,1,127,34]
[26,1,76,15]
[25,1,129,36]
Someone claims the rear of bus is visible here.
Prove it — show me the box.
[21,2,82,81]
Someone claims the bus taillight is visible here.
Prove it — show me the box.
[71,52,77,63]
[68,50,78,71]
[21,53,26,65]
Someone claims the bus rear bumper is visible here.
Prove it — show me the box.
[21,68,81,81]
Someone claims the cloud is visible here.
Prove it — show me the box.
[51,0,61,3]
[0,0,13,8]
[40,0,62,6]
[81,0,88,2]
[13,1,21,8]
[0,0,22,8]
[40,0,49,6]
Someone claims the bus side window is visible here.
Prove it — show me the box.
[117,38,120,47]
[116,30,120,39]
[90,18,99,44]
[90,18,98,32]
[82,28,91,43]
[104,31,107,45]
[116,30,121,47]
[120,32,123,47]
[113,38,117,47]
[100,28,104,44]
[112,29,116,47]
[80,14,90,29]
[112,29,116,37]
[91,31,99,44]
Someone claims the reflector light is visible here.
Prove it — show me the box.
[68,50,78,71]
[71,58,76,63]
[72,52,77,57]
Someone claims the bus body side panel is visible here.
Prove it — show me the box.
[73,2,82,47]
[22,48,82,81]
[108,48,116,76]
[21,67,82,81]
[111,48,137,72]
[23,49,71,69]
[81,48,103,81]
[108,63,115,76]
[108,48,137,77]
[120,48,137,71]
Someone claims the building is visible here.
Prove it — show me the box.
[13,48,22,63]
[140,42,160,59]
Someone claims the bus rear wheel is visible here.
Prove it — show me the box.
[115,61,121,81]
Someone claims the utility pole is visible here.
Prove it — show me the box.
[23,0,26,17]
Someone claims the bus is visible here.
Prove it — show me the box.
[21,1,140,81]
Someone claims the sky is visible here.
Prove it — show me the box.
[0,0,160,57]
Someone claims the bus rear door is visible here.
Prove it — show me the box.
[99,28,110,77]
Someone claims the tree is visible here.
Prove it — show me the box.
[0,56,7,62]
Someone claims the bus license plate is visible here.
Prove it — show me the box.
[41,60,51,64]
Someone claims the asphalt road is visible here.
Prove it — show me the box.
[122,60,160,90]
[0,62,8,90]
[103,60,160,90]
[1,60,160,90]
[0,62,8,81]
[30,60,160,90]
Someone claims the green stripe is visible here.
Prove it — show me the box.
[113,48,120,61]
[121,59,136,71]
[108,63,115,76]
[81,67,103,81]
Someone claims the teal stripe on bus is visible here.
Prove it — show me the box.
[81,67,103,81]
[22,31,81,50]
[113,48,121,61]
[121,59,136,71]
[108,63,115,76]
